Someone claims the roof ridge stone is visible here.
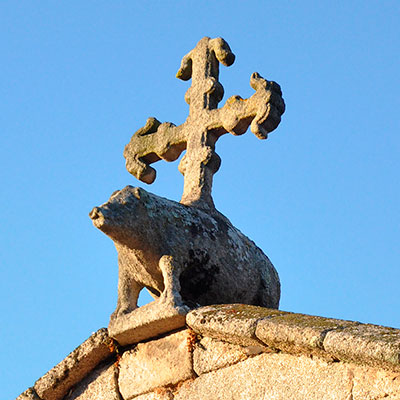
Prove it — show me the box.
[187,304,400,372]
[17,305,400,399]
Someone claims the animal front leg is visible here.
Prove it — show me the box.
[112,268,143,320]
[158,255,189,312]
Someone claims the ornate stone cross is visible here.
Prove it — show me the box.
[123,36,285,211]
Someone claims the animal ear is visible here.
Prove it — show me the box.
[133,187,142,200]
[111,189,121,197]
[133,187,149,202]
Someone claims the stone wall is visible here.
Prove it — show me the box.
[18,305,400,400]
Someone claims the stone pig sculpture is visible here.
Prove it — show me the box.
[90,186,280,325]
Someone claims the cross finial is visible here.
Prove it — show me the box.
[123,37,285,212]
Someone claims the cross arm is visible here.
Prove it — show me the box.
[123,117,186,184]
[212,72,285,140]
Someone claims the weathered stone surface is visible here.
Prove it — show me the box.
[90,187,280,346]
[64,363,119,400]
[34,328,115,400]
[118,329,194,399]
[187,304,285,346]
[256,312,358,356]
[179,354,400,399]
[323,323,400,371]
[175,352,354,400]
[351,365,400,399]
[131,390,174,400]
[193,336,261,375]
[16,388,41,400]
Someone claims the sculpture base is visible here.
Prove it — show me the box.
[108,301,190,346]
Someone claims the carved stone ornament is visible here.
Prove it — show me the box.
[90,37,285,346]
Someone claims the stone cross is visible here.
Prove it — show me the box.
[124,36,285,211]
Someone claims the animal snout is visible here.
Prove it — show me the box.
[89,207,101,220]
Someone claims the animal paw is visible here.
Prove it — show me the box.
[159,294,190,314]
[110,306,132,321]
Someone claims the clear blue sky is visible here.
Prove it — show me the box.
[1,1,399,398]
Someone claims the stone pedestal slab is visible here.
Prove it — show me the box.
[109,301,187,346]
